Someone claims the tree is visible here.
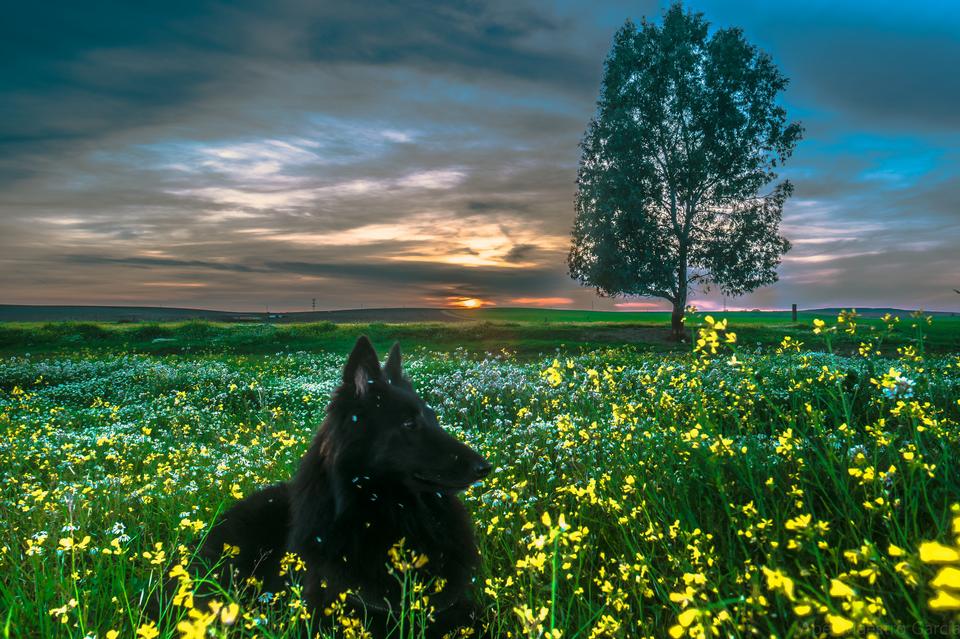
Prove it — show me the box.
[568,3,802,339]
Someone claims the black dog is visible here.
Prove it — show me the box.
[190,336,491,637]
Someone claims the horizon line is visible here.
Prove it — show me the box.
[1,303,956,315]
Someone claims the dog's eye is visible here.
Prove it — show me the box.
[401,418,419,430]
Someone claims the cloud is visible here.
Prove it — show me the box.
[503,243,538,263]
[65,255,266,273]
[395,169,466,189]
[614,301,667,310]
[694,0,960,132]
[510,297,573,306]
[466,199,532,212]
[302,0,597,90]
[1,0,958,311]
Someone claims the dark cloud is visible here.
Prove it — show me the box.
[694,0,960,132]
[466,200,532,213]
[61,253,563,293]
[65,255,267,273]
[0,2,238,185]
[503,243,538,262]
[305,0,596,89]
[264,260,563,295]
[794,34,960,131]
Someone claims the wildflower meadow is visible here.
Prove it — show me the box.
[1,312,959,638]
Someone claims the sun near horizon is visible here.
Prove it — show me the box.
[449,297,489,309]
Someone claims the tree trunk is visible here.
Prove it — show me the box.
[670,301,686,341]
[671,244,688,342]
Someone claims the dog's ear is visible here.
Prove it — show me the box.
[343,335,381,397]
[385,342,403,384]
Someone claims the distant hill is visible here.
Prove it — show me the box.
[0,305,237,322]
[1,304,955,324]
[803,307,958,317]
[0,305,470,324]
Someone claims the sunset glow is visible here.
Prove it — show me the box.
[450,297,487,309]
[510,297,574,306]
[614,301,667,310]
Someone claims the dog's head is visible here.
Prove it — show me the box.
[323,336,491,494]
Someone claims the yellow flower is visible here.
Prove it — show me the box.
[931,566,960,590]
[826,614,854,635]
[136,621,160,639]
[929,589,960,611]
[919,541,960,563]
[761,566,795,601]
[677,608,698,627]
[58,535,91,552]
[828,579,855,598]
[387,539,428,572]
[220,601,240,625]
[48,598,78,623]
[668,608,700,638]
[179,518,206,534]
[279,551,308,575]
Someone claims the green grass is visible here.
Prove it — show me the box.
[2,309,958,357]
[464,308,679,323]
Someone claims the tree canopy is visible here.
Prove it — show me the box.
[568,3,802,337]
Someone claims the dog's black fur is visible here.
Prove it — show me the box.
[189,336,491,637]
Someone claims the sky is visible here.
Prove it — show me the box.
[2,0,958,312]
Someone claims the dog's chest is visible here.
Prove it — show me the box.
[319,491,459,568]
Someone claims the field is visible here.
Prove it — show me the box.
[2,308,959,357]
[2,311,960,638]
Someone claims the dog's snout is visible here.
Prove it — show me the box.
[473,459,492,479]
